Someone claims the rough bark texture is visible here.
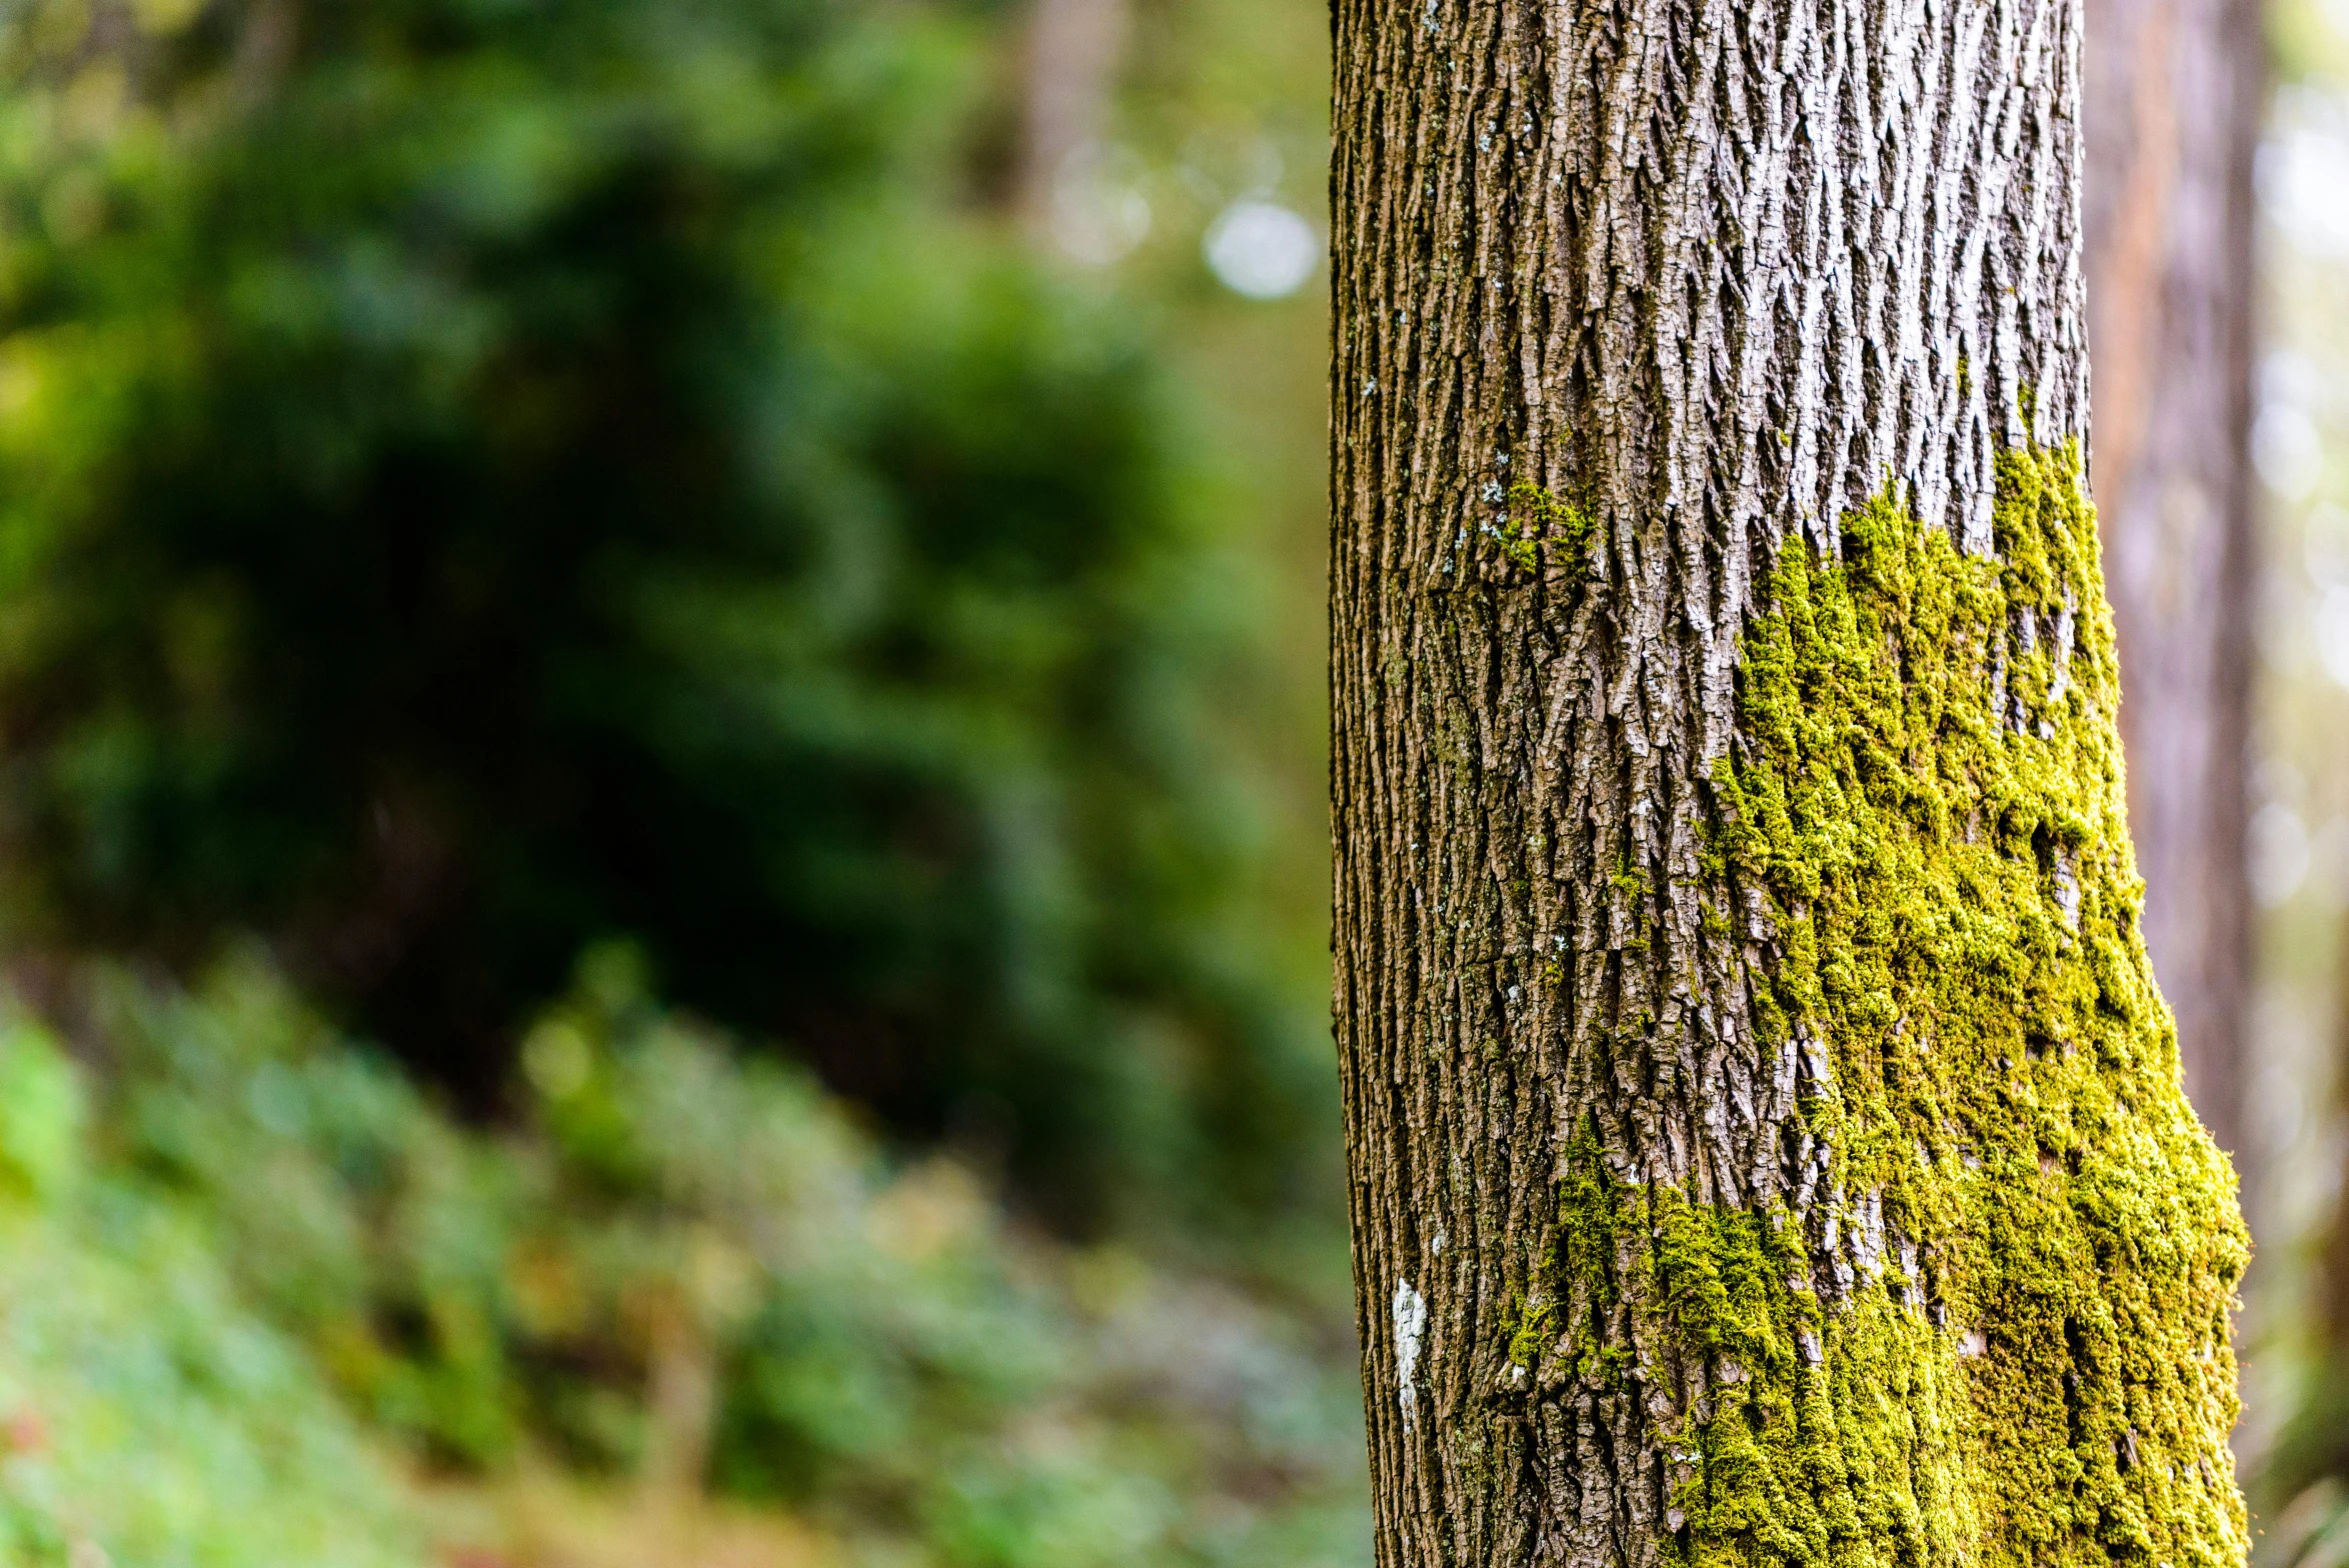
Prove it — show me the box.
[2079,0,2262,1176]
[1327,2,2251,1565]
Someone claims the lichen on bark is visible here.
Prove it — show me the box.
[1595,439,2248,1566]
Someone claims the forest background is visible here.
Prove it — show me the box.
[0,0,2342,1564]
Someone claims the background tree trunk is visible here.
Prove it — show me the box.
[2080,0,2264,1190]
[1328,0,2251,1563]
[1015,0,1132,236]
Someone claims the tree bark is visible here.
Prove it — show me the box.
[1328,1,2251,1564]
[2078,0,2262,1183]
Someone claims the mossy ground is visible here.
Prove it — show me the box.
[1539,444,2249,1567]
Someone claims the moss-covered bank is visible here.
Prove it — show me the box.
[1545,443,2248,1567]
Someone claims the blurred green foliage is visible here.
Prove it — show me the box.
[0,1012,430,1567]
[0,0,1355,1557]
[0,0,1327,1233]
[0,952,1364,1567]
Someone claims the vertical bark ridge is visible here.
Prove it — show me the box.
[1330,0,2249,1564]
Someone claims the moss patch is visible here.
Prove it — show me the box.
[1499,480,1595,578]
[1542,442,2248,1568]
[1657,1188,1962,1567]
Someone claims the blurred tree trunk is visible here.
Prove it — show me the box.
[2081,0,2264,1186]
[1015,0,1131,235]
[1328,0,2251,1562]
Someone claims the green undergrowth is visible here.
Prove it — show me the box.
[1534,443,2248,1568]
[0,1017,427,1568]
[0,950,1369,1568]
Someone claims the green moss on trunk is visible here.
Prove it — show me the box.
[1553,442,2247,1567]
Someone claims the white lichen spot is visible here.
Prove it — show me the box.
[1393,1278,1429,1430]
[1959,1328,1988,1358]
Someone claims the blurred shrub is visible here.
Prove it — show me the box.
[77,949,1368,1567]
[2255,1284,2349,1565]
[0,1015,430,1568]
[0,0,1327,1231]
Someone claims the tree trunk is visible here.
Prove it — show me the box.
[2080,0,2263,1187]
[1014,0,1132,234]
[1327,1,2251,1563]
